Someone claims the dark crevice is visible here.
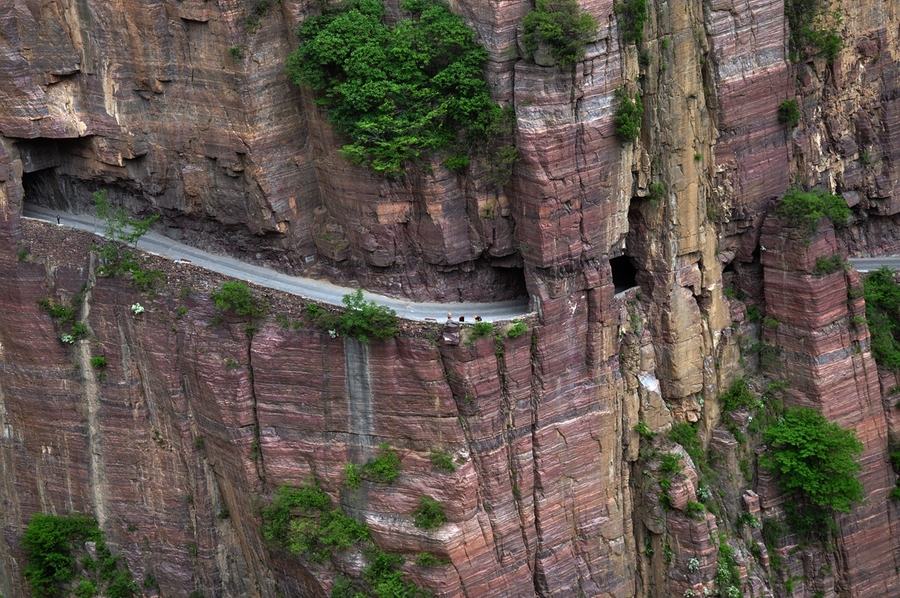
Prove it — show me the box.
[611,255,639,293]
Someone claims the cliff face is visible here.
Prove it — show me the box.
[2,0,900,596]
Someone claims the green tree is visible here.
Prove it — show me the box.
[340,289,398,342]
[761,407,864,513]
[614,88,643,143]
[93,190,162,288]
[784,0,843,61]
[211,281,266,319]
[21,513,137,598]
[412,495,447,529]
[778,99,801,126]
[286,0,514,177]
[522,0,598,67]
[863,266,900,369]
[773,188,850,235]
[615,0,649,44]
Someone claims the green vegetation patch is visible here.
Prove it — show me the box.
[522,0,598,67]
[784,0,843,61]
[93,189,163,291]
[340,289,399,342]
[286,0,515,178]
[412,495,447,530]
[761,406,864,514]
[260,483,369,562]
[430,449,456,472]
[719,378,760,413]
[211,281,267,319]
[863,266,900,369]
[362,443,402,483]
[773,188,850,235]
[261,483,433,597]
[614,88,643,143]
[778,99,800,126]
[813,254,846,275]
[506,320,527,338]
[614,0,649,44]
[22,513,138,598]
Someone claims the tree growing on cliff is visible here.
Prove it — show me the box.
[93,189,162,290]
[863,266,900,370]
[522,0,598,67]
[340,289,398,342]
[22,513,138,598]
[614,0,649,45]
[614,88,643,143]
[773,188,850,236]
[211,281,267,320]
[784,0,843,62]
[761,406,864,535]
[286,0,516,178]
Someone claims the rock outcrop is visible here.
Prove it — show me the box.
[760,215,900,597]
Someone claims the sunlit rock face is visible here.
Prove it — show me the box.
[1,0,900,596]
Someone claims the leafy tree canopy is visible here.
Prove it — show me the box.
[522,0,598,66]
[761,406,864,513]
[286,0,514,177]
[864,266,900,369]
[774,188,850,235]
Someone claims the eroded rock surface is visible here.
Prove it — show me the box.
[1,0,900,596]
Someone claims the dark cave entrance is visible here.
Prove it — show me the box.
[487,257,528,300]
[17,137,95,212]
[611,255,639,293]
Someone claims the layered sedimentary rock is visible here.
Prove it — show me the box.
[761,216,900,597]
[1,0,900,596]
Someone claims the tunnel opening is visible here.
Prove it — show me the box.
[17,137,97,212]
[611,255,639,293]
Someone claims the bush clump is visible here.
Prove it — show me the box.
[412,495,447,530]
[286,0,515,177]
[469,321,495,340]
[507,320,527,338]
[813,254,846,275]
[22,513,138,598]
[785,0,843,61]
[773,188,850,235]
[343,463,362,490]
[778,99,801,126]
[761,406,864,515]
[362,443,401,483]
[615,0,649,44]
[719,378,759,413]
[360,551,432,598]
[414,552,449,566]
[522,0,598,67]
[614,88,643,143]
[863,266,900,370]
[212,281,266,319]
[430,449,456,472]
[648,182,666,203]
[684,500,706,519]
[340,289,399,342]
[260,483,369,562]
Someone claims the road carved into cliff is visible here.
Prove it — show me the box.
[23,204,532,323]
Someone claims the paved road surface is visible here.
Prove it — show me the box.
[848,258,900,272]
[22,204,532,323]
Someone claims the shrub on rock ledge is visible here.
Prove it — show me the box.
[522,0,598,67]
[286,0,514,177]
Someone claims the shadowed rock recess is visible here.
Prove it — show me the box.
[1,0,900,597]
